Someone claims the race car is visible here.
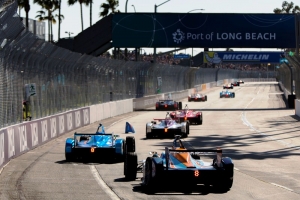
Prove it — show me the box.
[220,90,235,98]
[155,99,182,111]
[188,93,207,102]
[170,104,203,125]
[231,81,240,87]
[124,135,234,192]
[145,112,189,139]
[65,123,135,162]
[237,80,244,84]
[223,84,233,89]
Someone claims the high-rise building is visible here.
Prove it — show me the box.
[21,17,46,40]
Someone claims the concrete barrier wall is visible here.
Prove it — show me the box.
[295,100,300,117]
[0,108,90,169]
[0,98,134,169]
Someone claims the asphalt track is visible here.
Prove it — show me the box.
[1,82,300,200]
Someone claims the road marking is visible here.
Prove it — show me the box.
[90,165,120,200]
[234,167,239,171]
[0,161,10,175]
[271,183,293,192]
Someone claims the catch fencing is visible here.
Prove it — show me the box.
[0,0,275,129]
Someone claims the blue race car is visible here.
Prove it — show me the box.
[65,123,135,162]
[220,90,235,98]
[124,136,234,192]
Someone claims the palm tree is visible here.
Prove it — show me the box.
[34,0,60,42]
[17,0,30,29]
[58,0,61,40]
[273,1,300,13]
[68,0,88,31]
[99,0,120,18]
[84,0,93,27]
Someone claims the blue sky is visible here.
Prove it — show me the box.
[21,0,291,54]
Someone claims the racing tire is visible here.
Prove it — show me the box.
[116,140,126,162]
[142,157,164,192]
[146,127,152,139]
[205,96,207,101]
[182,122,189,138]
[126,136,135,153]
[197,114,203,125]
[232,92,235,98]
[65,153,74,162]
[178,102,182,110]
[124,152,138,181]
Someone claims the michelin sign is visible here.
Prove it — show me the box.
[203,52,282,64]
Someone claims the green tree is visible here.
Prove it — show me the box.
[99,0,120,18]
[34,0,60,42]
[86,0,93,27]
[273,1,300,13]
[68,0,89,31]
[17,0,30,29]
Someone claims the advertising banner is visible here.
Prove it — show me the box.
[112,13,296,48]
[203,51,283,63]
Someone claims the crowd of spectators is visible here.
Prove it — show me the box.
[207,63,273,71]
[99,50,182,65]
[100,50,273,71]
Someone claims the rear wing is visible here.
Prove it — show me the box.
[74,133,114,136]
[165,147,223,170]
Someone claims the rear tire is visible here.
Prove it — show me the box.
[65,153,73,162]
[178,102,182,110]
[126,136,135,152]
[182,122,189,137]
[205,96,207,101]
[124,152,138,181]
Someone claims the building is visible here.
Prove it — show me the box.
[21,17,46,40]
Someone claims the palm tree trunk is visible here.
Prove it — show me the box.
[48,10,51,42]
[90,0,92,27]
[58,0,61,40]
[80,3,83,31]
[25,11,29,29]
[24,1,30,29]
[51,20,53,42]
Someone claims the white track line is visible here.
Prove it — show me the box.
[271,183,293,192]
[90,165,120,200]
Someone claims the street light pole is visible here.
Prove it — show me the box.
[153,0,171,63]
[125,0,128,13]
[132,5,136,12]
[65,31,73,39]
[187,9,205,13]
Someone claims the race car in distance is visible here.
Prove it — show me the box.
[124,135,234,192]
[188,93,207,102]
[155,99,182,111]
[146,112,189,139]
[223,84,233,89]
[170,104,203,125]
[231,81,240,87]
[220,90,235,98]
[65,123,136,162]
[237,80,244,84]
